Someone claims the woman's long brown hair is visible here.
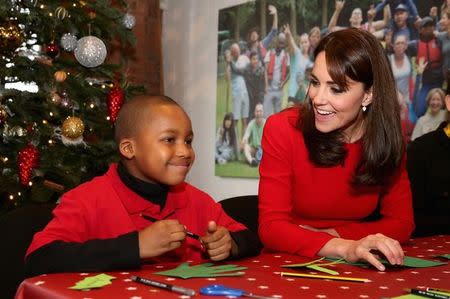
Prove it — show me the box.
[298,28,404,186]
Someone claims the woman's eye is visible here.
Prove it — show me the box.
[331,87,345,94]
[309,79,319,86]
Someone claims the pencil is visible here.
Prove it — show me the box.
[280,272,369,283]
[140,214,201,240]
[405,288,450,299]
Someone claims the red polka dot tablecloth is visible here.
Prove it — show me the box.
[15,235,450,299]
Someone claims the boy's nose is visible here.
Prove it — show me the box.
[176,144,191,158]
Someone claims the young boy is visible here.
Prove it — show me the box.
[25,95,261,277]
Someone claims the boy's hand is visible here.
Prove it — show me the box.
[138,219,186,258]
[201,221,237,261]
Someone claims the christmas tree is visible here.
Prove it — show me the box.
[0,0,143,213]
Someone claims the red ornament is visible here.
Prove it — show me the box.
[17,143,40,186]
[46,42,59,58]
[107,86,125,123]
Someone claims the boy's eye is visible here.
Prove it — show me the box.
[185,138,193,145]
[163,137,175,143]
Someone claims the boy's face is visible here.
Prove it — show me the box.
[126,105,195,186]
[250,55,259,67]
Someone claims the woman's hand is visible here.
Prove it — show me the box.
[319,233,404,271]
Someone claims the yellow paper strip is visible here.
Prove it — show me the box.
[280,271,369,283]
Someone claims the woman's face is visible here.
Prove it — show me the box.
[393,35,407,56]
[299,34,310,53]
[309,32,320,49]
[250,31,259,42]
[428,92,444,115]
[349,8,363,27]
[224,119,232,129]
[308,52,371,142]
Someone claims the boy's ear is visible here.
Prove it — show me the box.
[119,138,135,159]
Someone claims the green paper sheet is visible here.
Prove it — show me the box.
[401,256,447,267]
[325,256,447,268]
[69,273,116,290]
[307,264,340,275]
[154,262,247,279]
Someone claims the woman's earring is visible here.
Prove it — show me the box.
[362,105,367,112]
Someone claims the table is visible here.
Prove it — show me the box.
[15,235,450,299]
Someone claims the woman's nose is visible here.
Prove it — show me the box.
[310,86,327,105]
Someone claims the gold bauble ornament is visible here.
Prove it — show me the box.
[62,116,85,139]
[54,70,67,82]
[55,6,69,20]
[0,20,24,56]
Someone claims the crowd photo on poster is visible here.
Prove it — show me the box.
[215,0,449,178]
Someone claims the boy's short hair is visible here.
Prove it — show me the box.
[114,95,180,144]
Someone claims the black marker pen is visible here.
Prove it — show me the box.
[131,275,196,296]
